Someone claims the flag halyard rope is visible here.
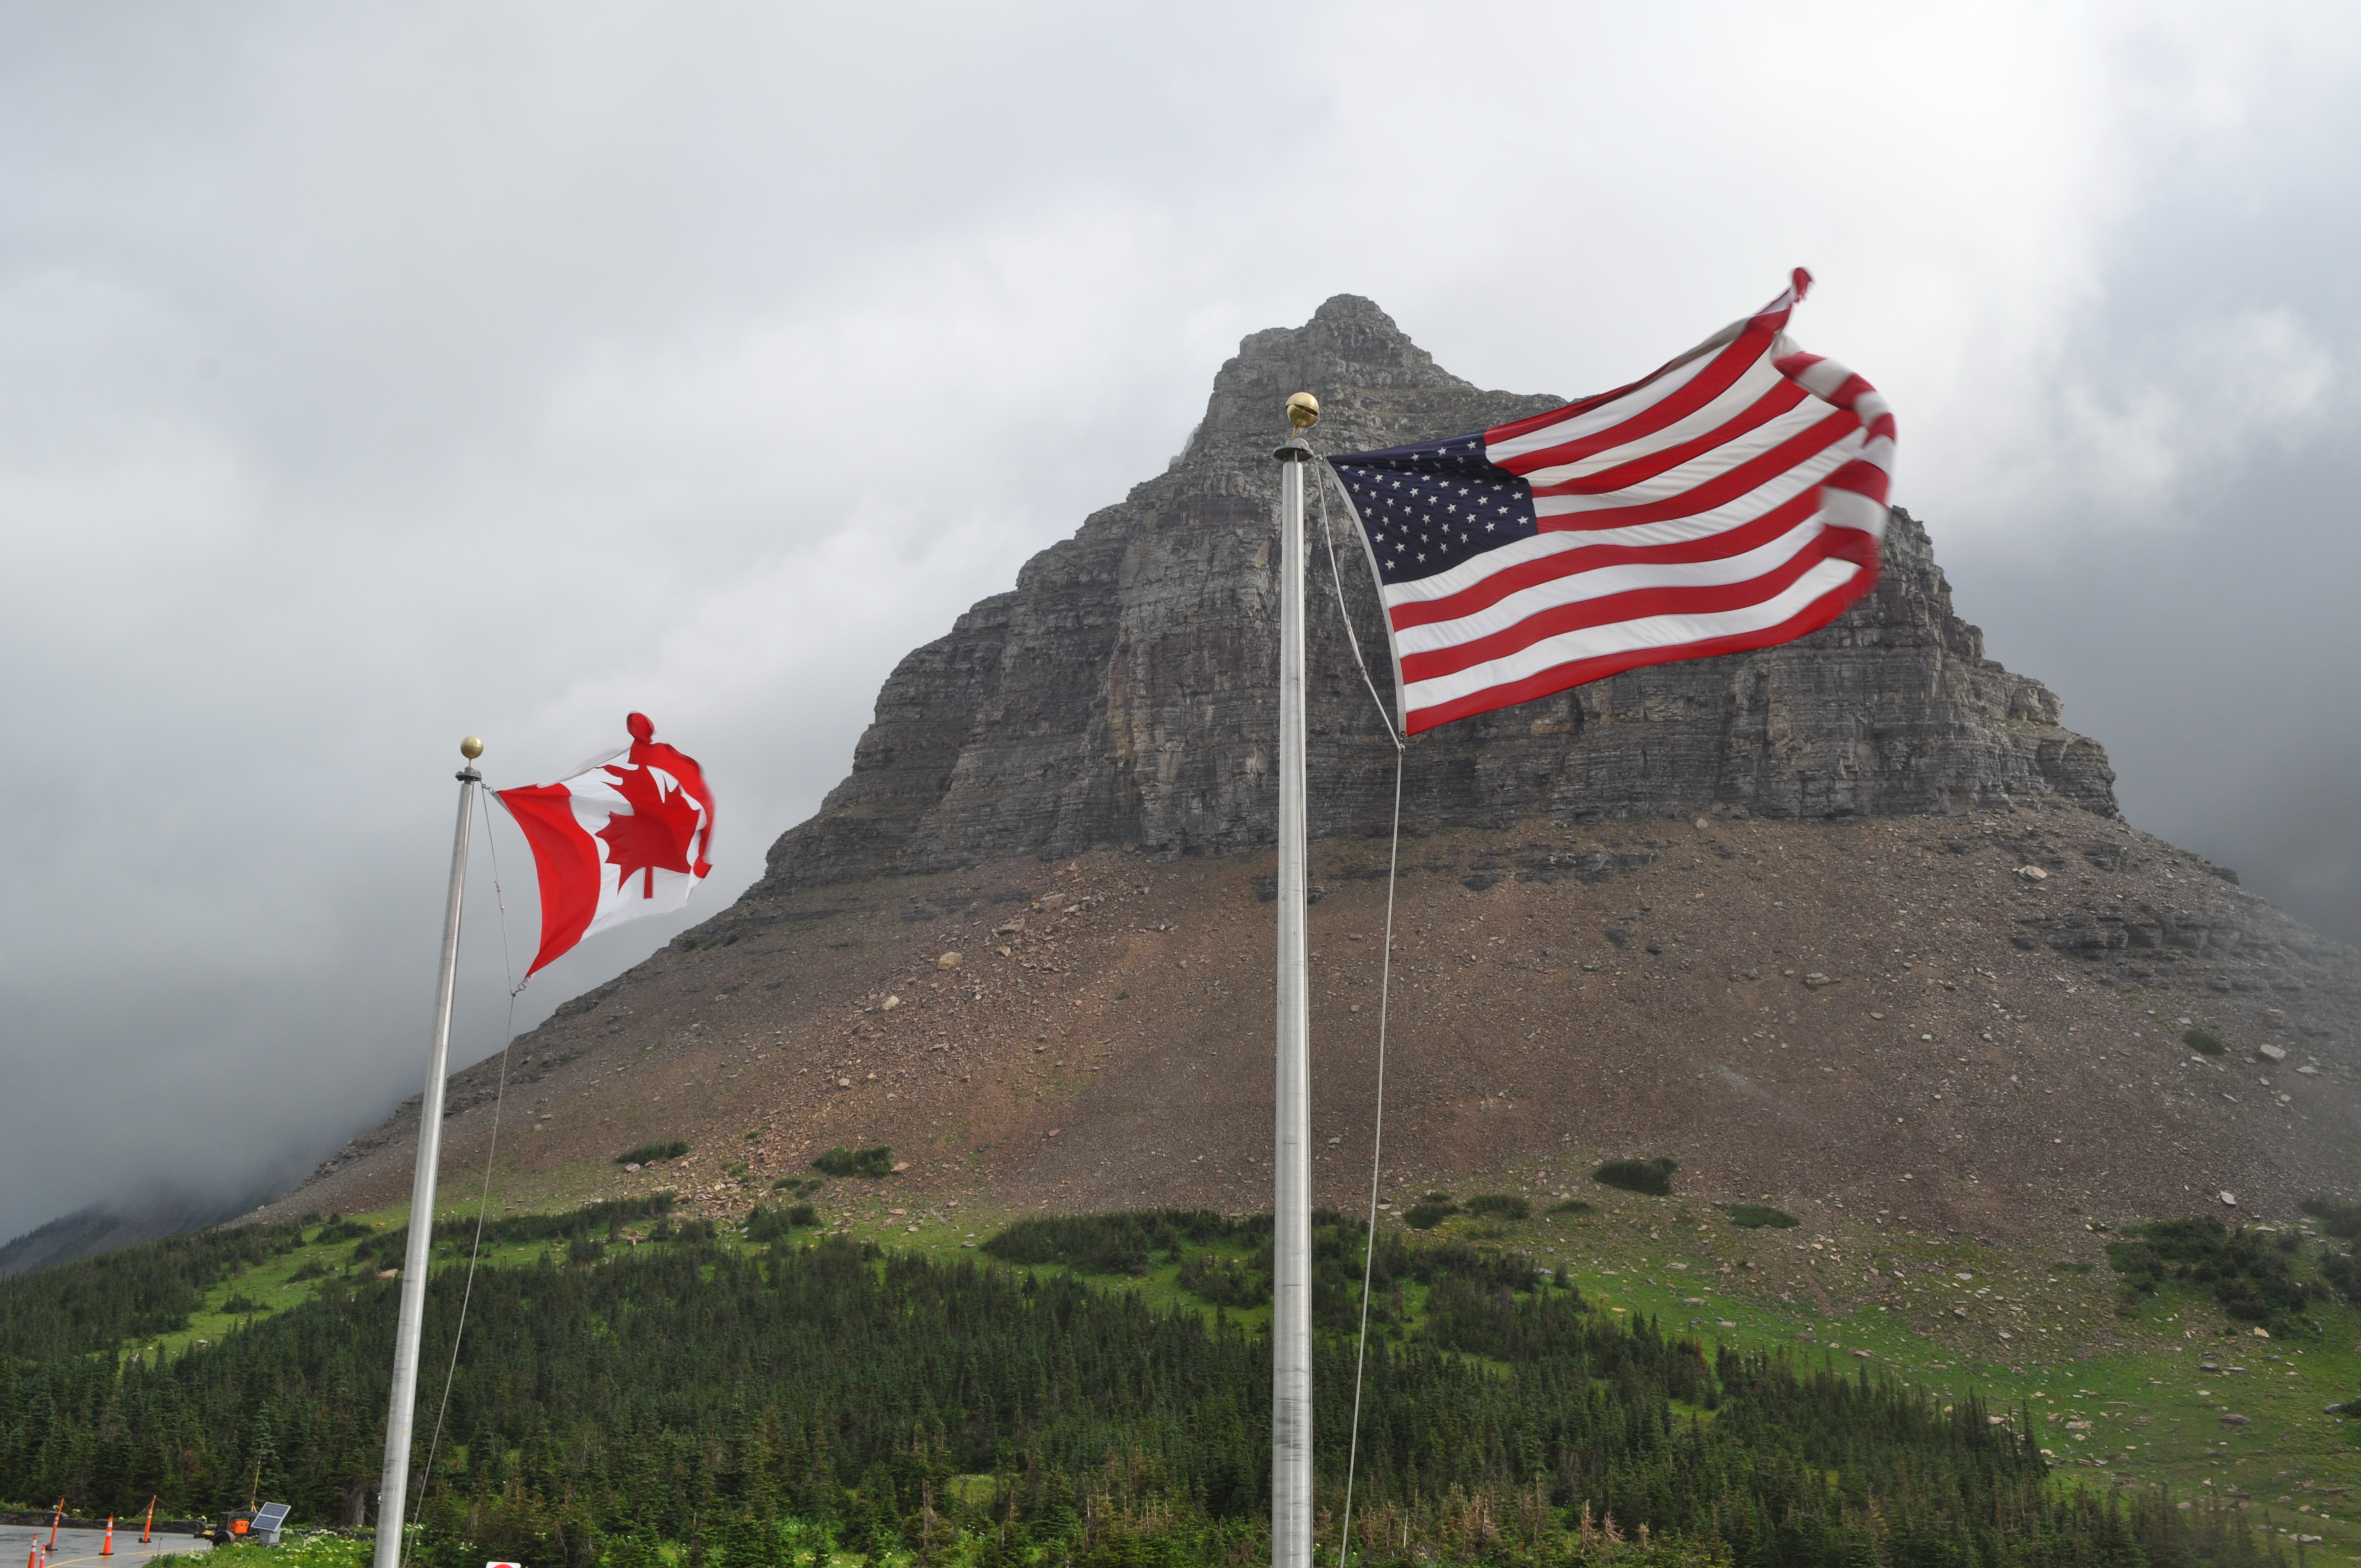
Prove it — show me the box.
[1315,466,1403,1568]
[1317,469,1402,752]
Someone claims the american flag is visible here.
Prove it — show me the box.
[1329,270,1895,734]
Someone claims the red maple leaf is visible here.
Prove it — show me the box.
[596,763,703,899]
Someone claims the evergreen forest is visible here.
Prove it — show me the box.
[0,1204,2308,1568]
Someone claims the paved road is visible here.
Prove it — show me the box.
[0,1528,209,1568]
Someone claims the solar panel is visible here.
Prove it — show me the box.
[254,1505,291,1533]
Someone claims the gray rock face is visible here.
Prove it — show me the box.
[759,296,2114,895]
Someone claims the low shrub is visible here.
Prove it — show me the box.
[2106,1216,2327,1328]
[984,1210,1256,1272]
[1724,1204,1799,1229]
[2183,1028,2225,1056]
[1593,1157,1679,1196]
[312,1215,372,1245]
[2308,1197,2361,1306]
[2300,1195,2361,1240]
[1464,1194,1531,1221]
[743,1204,821,1244]
[1402,1200,1457,1231]
[1547,1198,1596,1217]
[2321,1248,2361,1307]
[616,1140,690,1166]
[813,1145,895,1178]
[1177,1251,1269,1309]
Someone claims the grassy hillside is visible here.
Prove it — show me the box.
[4,1190,2357,1568]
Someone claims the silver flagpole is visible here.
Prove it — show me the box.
[372,736,484,1568]
[1272,393,1319,1568]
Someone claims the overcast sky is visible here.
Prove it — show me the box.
[3,3,2357,1246]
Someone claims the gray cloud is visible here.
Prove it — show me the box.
[3,3,2357,1244]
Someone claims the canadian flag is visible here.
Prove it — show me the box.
[497,713,715,976]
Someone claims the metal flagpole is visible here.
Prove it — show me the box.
[1272,392,1319,1568]
[372,736,484,1568]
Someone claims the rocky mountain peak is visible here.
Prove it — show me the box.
[1193,295,1468,452]
[1174,295,1537,484]
[759,301,2115,896]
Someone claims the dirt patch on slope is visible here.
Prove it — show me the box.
[266,803,2359,1239]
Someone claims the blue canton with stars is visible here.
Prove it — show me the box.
[1328,432,1538,587]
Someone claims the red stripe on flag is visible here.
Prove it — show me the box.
[496,783,603,976]
[1826,373,1875,409]
[1823,457,1891,507]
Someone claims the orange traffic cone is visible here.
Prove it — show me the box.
[29,1542,40,1568]
[101,1518,114,1557]
[47,1500,63,1550]
[141,1498,157,1545]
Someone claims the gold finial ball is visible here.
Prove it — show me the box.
[1286,391,1320,430]
[459,736,485,760]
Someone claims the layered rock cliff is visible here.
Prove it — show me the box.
[760,296,2114,896]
